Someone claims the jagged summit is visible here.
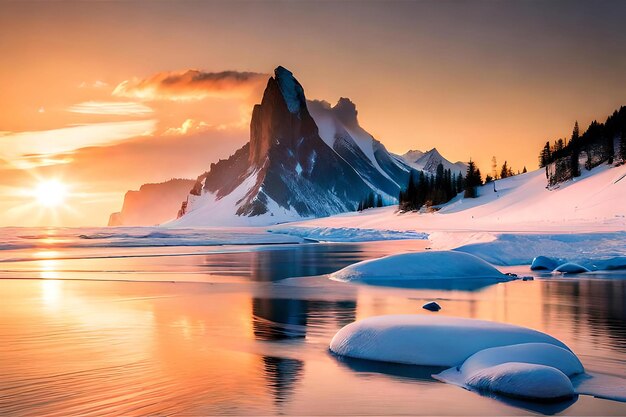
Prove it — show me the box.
[274,66,306,114]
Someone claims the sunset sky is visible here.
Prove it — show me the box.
[2,0,626,226]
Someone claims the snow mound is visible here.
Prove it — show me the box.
[530,256,560,271]
[553,262,590,274]
[329,251,510,283]
[465,362,575,401]
[459,343,584,378]
[268,226,427,242]
[329,315,568,367]
[589,256,626,271]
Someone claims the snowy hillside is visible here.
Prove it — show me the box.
[284,163,626,234]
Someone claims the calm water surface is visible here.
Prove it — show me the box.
[0,230,625,416]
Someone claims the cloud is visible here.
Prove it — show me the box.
[113,69,268,101]
[163,119,209,136]
[67,101,154,116]
[0,120,157,166]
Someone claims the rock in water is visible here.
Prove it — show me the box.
[422,301,441,312]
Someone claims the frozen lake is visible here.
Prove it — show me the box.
[0,228,625,415]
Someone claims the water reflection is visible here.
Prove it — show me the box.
[253,298,308,340]
[261,356,304,406]
[1,240,625,416]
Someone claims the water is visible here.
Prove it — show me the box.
[0,228,625,415]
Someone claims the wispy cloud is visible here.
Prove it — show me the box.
[113,69,268,101]
[0,120,157,167]
[67,101,154,116]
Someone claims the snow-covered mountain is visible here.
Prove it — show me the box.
[170,66,412,226]
[399,148,467,175]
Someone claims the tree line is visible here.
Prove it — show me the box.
[357,192,384,211]
[539,106,626,185]
[398,163,464,211]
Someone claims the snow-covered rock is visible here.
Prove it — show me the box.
[329,251,511,284]
[465,362,575,401]
[329,315,569,367]
[458,343,584,378]
[530,256,559,271]
[553,262,590,274]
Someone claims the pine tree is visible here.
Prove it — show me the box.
[621,131,626,163]
[464,160,479,198]
[376,194,383,207]
[571,121,580,145]
[539,141,551,167]
[522,166,527,173]
[500,161,509,179]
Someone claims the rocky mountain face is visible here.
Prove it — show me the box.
[108,178,196,226]
[172,66,412,226]
[399,148,467,175]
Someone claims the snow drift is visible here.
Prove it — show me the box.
[329,251,511,284]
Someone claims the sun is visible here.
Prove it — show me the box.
[34,180,68,208]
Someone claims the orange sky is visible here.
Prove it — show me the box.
[1,0,626,226]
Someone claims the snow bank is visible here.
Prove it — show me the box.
[329,315,568,367]
[329,251,511,284]
[455,232,626,267]
[465,363,575,401]
[268,226,427,242]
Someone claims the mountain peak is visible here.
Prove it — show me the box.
[274,66,305,114]
[333,97,358,128]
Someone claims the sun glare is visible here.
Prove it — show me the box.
[35,180,68,207]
